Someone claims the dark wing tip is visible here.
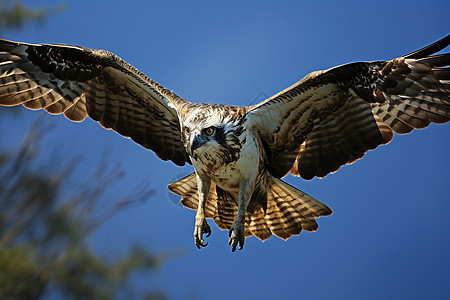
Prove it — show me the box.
[404,35,450,59]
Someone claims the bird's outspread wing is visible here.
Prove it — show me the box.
[248,36,450,179]
[0,39,190,166]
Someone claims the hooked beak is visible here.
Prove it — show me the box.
[190,135,207,153]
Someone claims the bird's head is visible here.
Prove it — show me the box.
[182,121,224,159]
[180,104,245,163]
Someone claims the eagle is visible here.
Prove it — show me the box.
[0,36,449,252]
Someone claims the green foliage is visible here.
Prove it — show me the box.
[0,116,167,299]
[0,245,47,299]
[0,0,65,32]
[0,3,176,299]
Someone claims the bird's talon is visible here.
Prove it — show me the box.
[194,218,211,249]
[228,220,245,252]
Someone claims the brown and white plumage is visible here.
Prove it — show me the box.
[249,36,450,180]
[0,39,190,166]
[0,36,449,251]
[169,173,331,241]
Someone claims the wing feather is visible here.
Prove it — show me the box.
[248,35,450,179]
[0,39,190,166]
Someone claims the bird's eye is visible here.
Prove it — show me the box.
[185,127,191,135]
[204,127,215,136]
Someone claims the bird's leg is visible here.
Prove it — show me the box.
[228,178,253,252]
[194,172,211,249]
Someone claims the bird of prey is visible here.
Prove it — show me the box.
[0,36,449,252]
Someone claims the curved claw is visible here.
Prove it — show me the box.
[228,222,245,252]
[228,237,239,252]
[195,239,208,249]
[194,218,211,249]
[196,239,208,249]
[195,235,208,249]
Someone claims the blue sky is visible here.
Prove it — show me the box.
[2,1,450,299]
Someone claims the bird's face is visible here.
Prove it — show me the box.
[181,106,228,159]
[182,123,223,158]
[180,105,244,165]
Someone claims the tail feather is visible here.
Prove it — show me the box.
[246,211,272,240]
[168,173,332,241]
[263,189,298,239]
[167,173,217,218]
[265,177,331,239]
[272,177,332,217]
[213,188,237,230]
[269,184,313,236]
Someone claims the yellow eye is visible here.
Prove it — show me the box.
[204,127,214,136]
[185,127,191,135]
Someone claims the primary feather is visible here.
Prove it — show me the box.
[248,36,450,180]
